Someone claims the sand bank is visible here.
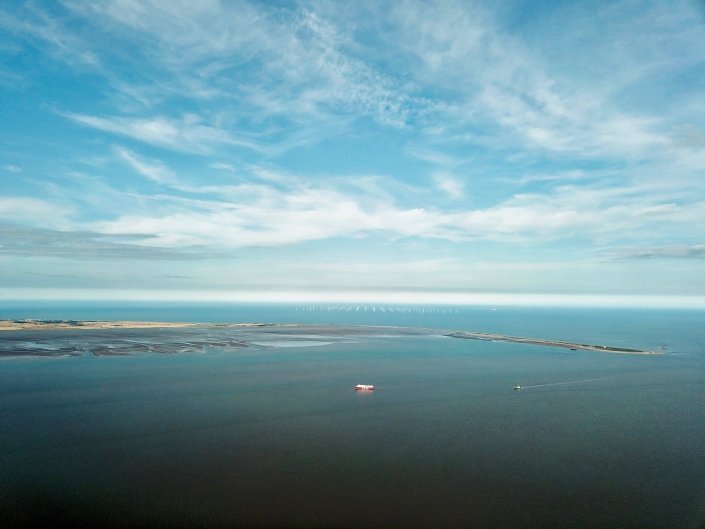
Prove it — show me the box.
[447,331,661,355]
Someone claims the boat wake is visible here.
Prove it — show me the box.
[515,374,623,390]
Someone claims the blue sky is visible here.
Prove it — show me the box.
[1,0,705,306]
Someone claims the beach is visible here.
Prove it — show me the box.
[446,330,661,355]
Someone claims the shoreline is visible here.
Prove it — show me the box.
[0,320,276,331]
[446,331,661,355]
[0,319,661,355]
[0,319,200,331]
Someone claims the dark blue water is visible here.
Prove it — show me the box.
[1,303,704,528]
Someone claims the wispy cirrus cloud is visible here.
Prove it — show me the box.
[115,147,178,186]
[209,162,235,173]
[432,172,465,199]
[64,113,262,154]
[62,0,420,130]
[0,2,101,70]
[386,1,678,160]
[11,0,699,164]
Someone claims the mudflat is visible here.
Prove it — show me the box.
[0,319,199,331]
[0,319,660,355]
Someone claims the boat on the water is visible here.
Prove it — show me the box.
[354,384,375,391]
[513,385,522,390]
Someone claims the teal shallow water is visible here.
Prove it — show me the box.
[1,305,704,528]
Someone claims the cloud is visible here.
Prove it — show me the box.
[3,165,21,173]
[0,197,72,228]
[3,0,705,299]
[115,147,178,185]
[505,170,593,187]
[14,0,699,162]
[8,0,705,163]
[64,113,262,154]
[0,3,101,70]
[447,186,705,243]
[92,185,373,247]
[77,172,703,250]
[384,0,682,159]
[60,0,421,131]
[209,162,235,172]
[0,223,212,260]
[614,244,705,260]
[3,151,703,257]
[433,172,465,198]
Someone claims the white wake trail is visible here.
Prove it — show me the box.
[518,374,621,389]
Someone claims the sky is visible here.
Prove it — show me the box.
[1,0,705,306]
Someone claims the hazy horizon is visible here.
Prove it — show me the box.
[2,289,705,310]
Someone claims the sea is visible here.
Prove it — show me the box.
[1,301,704,529]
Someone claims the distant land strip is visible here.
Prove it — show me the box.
[0,320,272,331]
[446,331,661,355]
[0,320,660,355]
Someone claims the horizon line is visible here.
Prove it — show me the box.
[1,289,705,309]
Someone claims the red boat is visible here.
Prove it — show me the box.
[354,384,375,391]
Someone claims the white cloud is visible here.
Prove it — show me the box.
[506,170,592,186]
[0,3,101,70]
[9,1,704,162]
[77,172,704,250]
[115,147,178,185]
[433,172,465,198]
[3,0,705,299]
[64,112,262,154]
[16,0,696,163]
[93,185,374,247]
[447,186,705,244]
[386,0,678,159]
[62,0,419,130]
[0,197,72,228]
[209,162,235,172]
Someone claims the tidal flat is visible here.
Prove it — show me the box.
[0,320,659,357]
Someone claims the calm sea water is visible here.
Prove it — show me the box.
[1,302,704,528]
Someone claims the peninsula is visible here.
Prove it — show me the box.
[446,331,661,355]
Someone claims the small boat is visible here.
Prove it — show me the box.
[354,384,375,391]
[513,385,522,390]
